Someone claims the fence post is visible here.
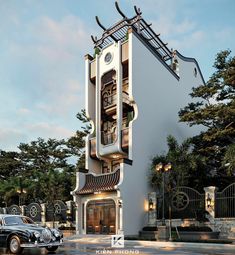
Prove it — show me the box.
[204,186,217,218]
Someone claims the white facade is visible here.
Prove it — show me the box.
[72,16,205,236]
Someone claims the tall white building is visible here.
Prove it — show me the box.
[72,3,205,236]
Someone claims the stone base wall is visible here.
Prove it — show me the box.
[154,218,235,240]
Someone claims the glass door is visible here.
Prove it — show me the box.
[86,199,116,234]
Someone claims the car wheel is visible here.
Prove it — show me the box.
[8,235,23,254]
[46,246,58,252]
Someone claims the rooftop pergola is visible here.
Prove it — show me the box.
[91,1,173,65]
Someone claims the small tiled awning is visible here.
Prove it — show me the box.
[77,169,120,195]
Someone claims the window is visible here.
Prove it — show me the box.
[194,67,198,77]
[102,161,110,174]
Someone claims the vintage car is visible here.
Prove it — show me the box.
[0,214,63,254]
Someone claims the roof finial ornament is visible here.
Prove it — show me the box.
[115,1,127,19]
[91,35,97,43]
[95,16,107,31]
[134,5,142,15]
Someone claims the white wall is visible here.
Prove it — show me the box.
[118,31,205,236]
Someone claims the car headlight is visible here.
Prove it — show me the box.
[52,229,60,238]
[34,231,41,239]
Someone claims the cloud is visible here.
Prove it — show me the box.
[26,122,74,140]
[5,15,88,117]
[0,128,27,151]
[18,108,31,115]
[34,15,90,51]
[168,30,205,50]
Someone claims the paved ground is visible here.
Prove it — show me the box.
[0,235,234,254]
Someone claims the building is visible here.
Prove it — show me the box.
[72,2,205,236]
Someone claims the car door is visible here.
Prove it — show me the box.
[0,217,4,246]
[0,217,8,247]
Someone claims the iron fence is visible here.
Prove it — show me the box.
[215,183,235,218]
[157,186,205,220]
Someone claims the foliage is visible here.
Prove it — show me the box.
[0,109,90,207]
[222,144,235,175]
[149,135,207,191]
[93,47,100,58]
[179,50,235,185]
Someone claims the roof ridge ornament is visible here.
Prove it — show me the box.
[95,16,107,31]
[115,1,127,19]
[134,5,142,15]
[91,35,97,44]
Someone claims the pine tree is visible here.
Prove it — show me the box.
[179,50,235,186]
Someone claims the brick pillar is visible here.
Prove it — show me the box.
[204,186,217,218]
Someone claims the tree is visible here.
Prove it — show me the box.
[179,50,235,186]
[18,137,76,203]
[223,144,235,175]
[0,109,89,206]
[149,135,207,191]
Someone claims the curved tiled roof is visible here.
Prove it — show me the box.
[77,169,120,195]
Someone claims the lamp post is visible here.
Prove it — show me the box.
[155,162,172,225]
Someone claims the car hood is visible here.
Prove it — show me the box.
[5,224,47,233]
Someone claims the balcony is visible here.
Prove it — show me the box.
[89,128,129,157]
[103,94,117,115]
[122,92,130,105]
[103,92,130,115]
[101,131,116,145]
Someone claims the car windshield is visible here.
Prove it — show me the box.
[4,216,34,225]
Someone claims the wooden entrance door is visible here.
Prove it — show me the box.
[86,199,116,234]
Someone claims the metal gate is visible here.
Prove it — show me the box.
[7,205,22,215]
[157,186,205,219]
[25,203,42,222]
[215,183,235,218]
[46,200,67,222]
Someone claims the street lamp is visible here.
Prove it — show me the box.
[155,162,172,225]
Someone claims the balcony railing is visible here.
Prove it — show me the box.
[103,94,117,109]
[90,128,129,157]
[101,131,116,145]
[103,92,130,110]
[122,92,129,105]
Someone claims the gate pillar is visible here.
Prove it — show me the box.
[41,203,46,225]
[204,186,217,218]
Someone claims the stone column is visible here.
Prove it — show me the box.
[148,192,157,226]
[66,200,73,225]
[73,196,81,235]
[204,186,217,218]
[20,205,26,216]
[41,203,47,226]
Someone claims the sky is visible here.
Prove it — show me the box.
[0,0,235,151]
